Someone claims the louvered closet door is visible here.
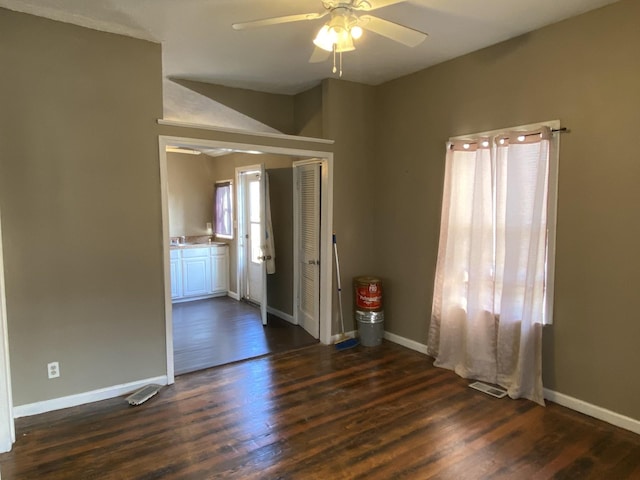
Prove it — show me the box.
[295,163,320,338]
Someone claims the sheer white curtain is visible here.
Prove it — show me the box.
[428,127,552,405]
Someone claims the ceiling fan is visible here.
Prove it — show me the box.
[232,0,428,76]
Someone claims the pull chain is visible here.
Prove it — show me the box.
[332,44,337,74]
[331,44,344,77]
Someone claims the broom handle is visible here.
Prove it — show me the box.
[333,234,345,335]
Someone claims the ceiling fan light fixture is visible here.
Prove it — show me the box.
[334,29,355,52]
[314,6,362,53]
[233,0,429,77]
[313,25,335,51]
[313,25,355,52]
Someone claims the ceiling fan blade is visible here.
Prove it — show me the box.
[309,47,331,64]
[232,11,327,30]
[352,0,406,11]
[358,15,427,47]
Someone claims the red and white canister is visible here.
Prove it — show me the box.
[354,276,383,312]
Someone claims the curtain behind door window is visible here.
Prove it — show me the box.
[214,181,233,239]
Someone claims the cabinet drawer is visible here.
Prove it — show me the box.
[210,245,228,255]
[181,247,209,258]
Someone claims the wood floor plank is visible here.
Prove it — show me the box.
[1,342,639,479]
[173,297,318,375]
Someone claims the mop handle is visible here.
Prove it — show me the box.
[333,234,342,292]
[333,234,345,334]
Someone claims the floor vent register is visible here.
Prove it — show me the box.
[468,381,508,399]
[126,384,163,406]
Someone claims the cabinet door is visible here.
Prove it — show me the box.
[170,258,182,299]
[211,254,229,293]
[182,255,211,297]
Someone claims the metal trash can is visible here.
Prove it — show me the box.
[356,310,385,347]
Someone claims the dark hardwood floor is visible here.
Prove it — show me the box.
[173,296,318,375]
[2,342,639,479]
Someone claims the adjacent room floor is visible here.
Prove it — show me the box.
[2,342,639,479]
[172,296,318,375]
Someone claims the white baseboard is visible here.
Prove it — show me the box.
[14,375,168,418]
[266,306,295,325]
[172,292,227,304]
[383,331,429,355]
[544,388,640,435]
[227,291,239,301]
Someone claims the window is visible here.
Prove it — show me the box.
[214,181,233,239]
[248,178,262,264]
[427,122,560,404]
[434,123,559,326]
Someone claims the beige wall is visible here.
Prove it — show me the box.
[373,0,640,420]
[265,168,294,315]
[166,152,217,237]
[322,79,377,332]
[0,10,165,405]
[170,79,296,134]
[294,85,324,138]
[169,80,325,138]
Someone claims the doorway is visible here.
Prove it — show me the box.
[159,134,334,384]
[237,167,265,309]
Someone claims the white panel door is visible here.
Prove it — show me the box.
[246,173,263,303]
[238,165,267,326]
[258,165,267,326]
[294,162,320,338]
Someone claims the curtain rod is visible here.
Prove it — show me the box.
[460,127,569,141]
[448,127,568,149]
[458,127,569,142]
[519,127,568,138]
[504,127,568,138]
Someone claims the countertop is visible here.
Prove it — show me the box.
[170,242,227,250]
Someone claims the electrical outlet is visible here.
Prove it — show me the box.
[47,361,60,379]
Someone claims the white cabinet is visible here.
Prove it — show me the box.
[171,244,229,302]
[170,249,182,299]
[181,247,211,298]
[211,245,229,293]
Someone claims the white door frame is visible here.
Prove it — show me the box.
[158,135,333,384]
[0,207,15,452]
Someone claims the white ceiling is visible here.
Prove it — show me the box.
[1,0,620,94]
